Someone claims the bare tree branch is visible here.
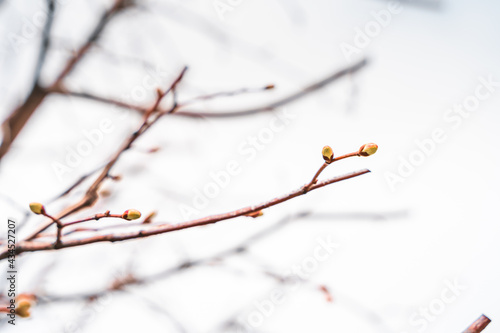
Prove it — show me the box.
[21,66,188,243]
[463,314,491,333]
[48,59,367,119]
[175,58,367,118]
[0,0,128,161]
[1,169,369,259]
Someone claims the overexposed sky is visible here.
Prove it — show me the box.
[0,0,499,332]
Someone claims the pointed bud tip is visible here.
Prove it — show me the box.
[322,145,334,163]
[359,143,378,156]
[29,202,45,215]
[122,209,141,220]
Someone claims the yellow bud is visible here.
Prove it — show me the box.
[358,143,378,157]
[29,202,45,215]
[16,295,35,318]
[16,300,31,318]
[122,209,141,220]
[322,145,334,163]
[245,210,264,218]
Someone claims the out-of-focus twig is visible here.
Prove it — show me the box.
[49,59,367,119]
[33,0,55,85]
[19,67,188,244]
[0,0,127,161]
[175,58,367,118]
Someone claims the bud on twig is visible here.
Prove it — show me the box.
[29,202,45,215]
[322,145,334,163]
[245,210,263,218]
[358,143,378,157]
[16,294,35,318]
[122,209,141,220]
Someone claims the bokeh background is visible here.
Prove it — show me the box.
[0,0,499,332]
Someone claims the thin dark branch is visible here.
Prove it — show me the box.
[20,66,188,243]
[49,59,367,119]
[175,58,367,118]
[0,0,128,161]
[33,0,55,85]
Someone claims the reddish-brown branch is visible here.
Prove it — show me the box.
[463,314,491,333]
[49,59,367,119]
[62,211,123,228]
[302,151,361,193]
[0,84,48,159]
[0,169,369,259]
[40,212,63,248]
[50,0,127,89]
[302,163,328,193]
[0,0,127,161]
[174,59,367,118]
[47,88,148,114]
[21,67,187,243]
[179,84,274,107]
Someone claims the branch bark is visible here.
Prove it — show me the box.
[175,58,367,117]
[49,59,367,118]
[0,169,369,259]
[22,67,188,243]
[0,0,127,161]
[463,315,491,333]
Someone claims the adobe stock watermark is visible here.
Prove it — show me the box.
[51,65,173,181]
[385,75,499,191]
[235,235,340,332]
[63,293,113,333]
[178,108,296,219]
[340,1,403,62]
[401,278,466,333]
[4,0,71,55]
[213,0,244,21]
[51,119,115,181]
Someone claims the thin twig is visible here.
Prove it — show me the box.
[18,67,188,243]
[175,59,367,118]
[33,0,55,85]
[50,0,127,89]
[49,59,367,119]
[302,151,360,193]
[36,209,403,303]
[0,0,128,161]
[178,84,274,107]
[61,211,123,228]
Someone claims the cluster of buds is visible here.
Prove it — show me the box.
[121,209,141,220]
[29,202,45,215]
[322,143,378,162]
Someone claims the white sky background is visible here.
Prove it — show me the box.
[0,0,499,332]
